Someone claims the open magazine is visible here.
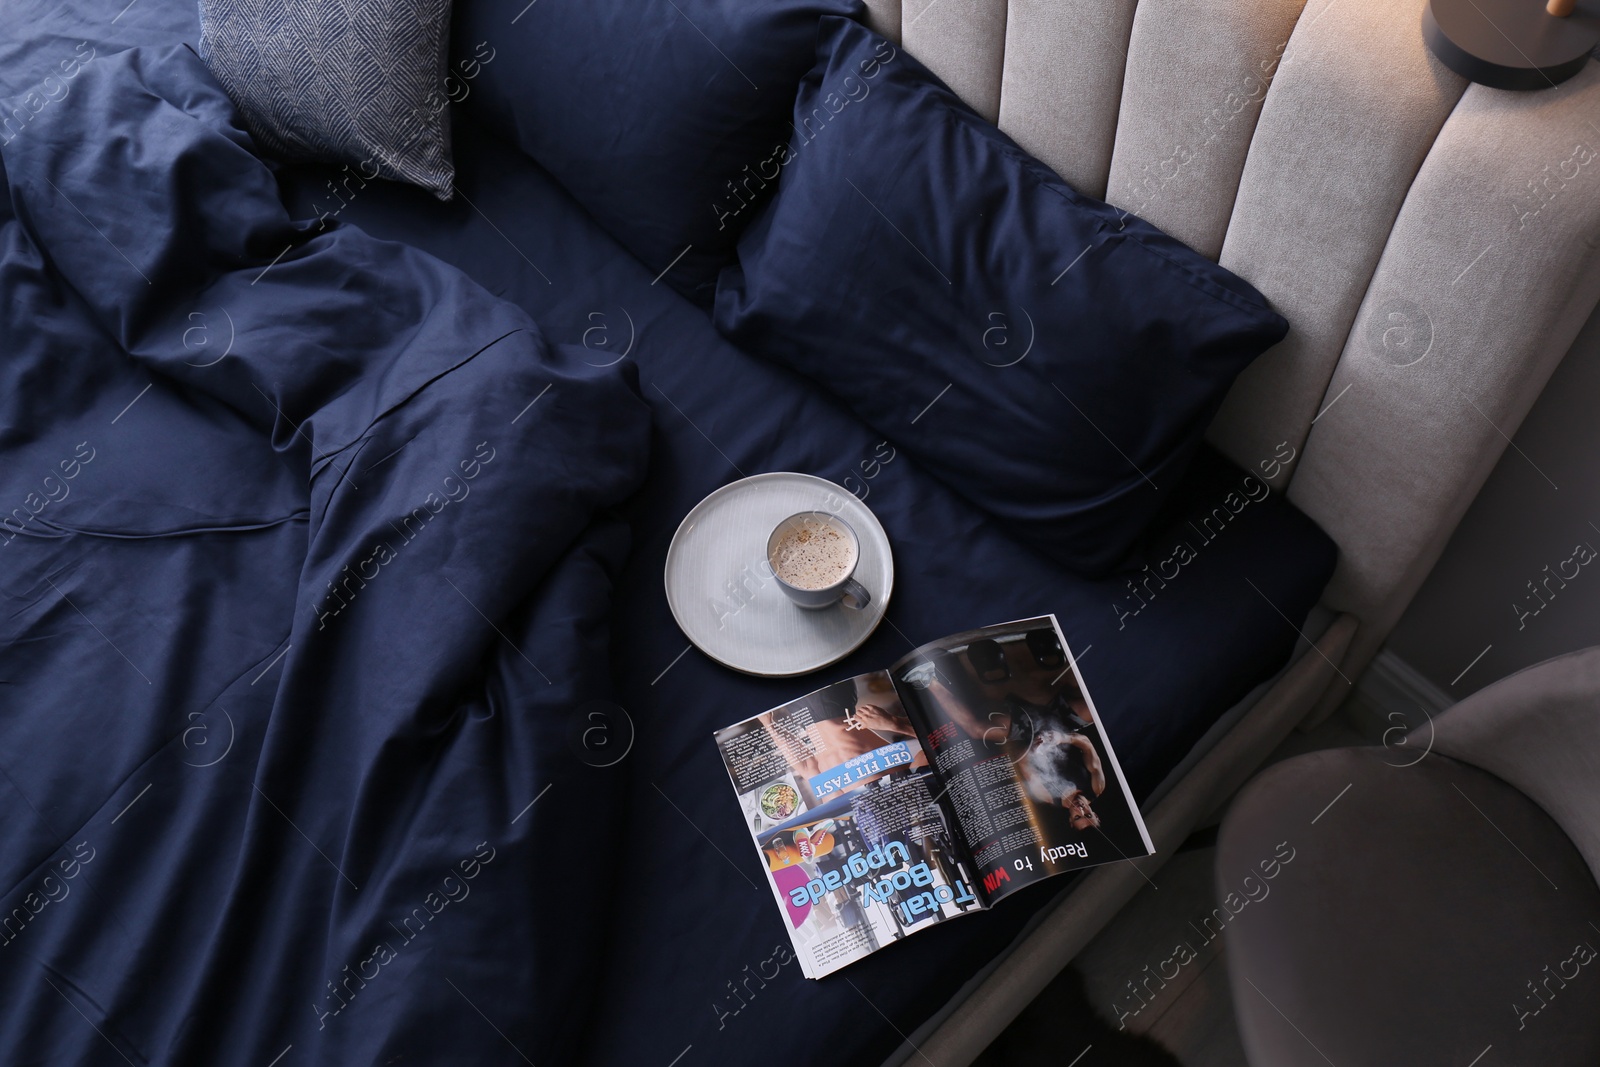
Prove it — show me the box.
[713,615,1154,979]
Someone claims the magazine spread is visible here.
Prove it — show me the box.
[713,615,1154,979]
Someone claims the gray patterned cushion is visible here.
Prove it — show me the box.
[198,0,455,199]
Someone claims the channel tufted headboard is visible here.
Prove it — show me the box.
[865,0,1600,712]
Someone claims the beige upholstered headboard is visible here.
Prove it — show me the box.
[866,0,1600,701]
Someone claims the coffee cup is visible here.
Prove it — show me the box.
[766,511,871,611]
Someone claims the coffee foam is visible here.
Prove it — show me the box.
[772,519,856,590]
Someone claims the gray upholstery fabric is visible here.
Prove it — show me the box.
[1435,647,1600,888]
[996,0,1136,200]
[199,0,454,199]
[1290,62,1600,684]
[861,0,902,43]
[1207,0,1466,486]
[901,0,1008,123]
[1105,0,1307,260]
[1219,746,1600,1067]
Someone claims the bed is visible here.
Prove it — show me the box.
[1,0,1595,1065]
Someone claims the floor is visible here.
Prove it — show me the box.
[975,695,1378,1066]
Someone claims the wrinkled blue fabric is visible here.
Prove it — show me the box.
[0,46,650,1065]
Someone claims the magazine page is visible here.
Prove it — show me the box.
[890,615,1154,906]
[713,671,983,979]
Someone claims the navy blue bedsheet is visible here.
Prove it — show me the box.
[0,3,1335,1065]
[276,125,1337,1065]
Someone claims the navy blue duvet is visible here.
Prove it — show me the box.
[0,44,654,1065]
[0,9,1335,1067]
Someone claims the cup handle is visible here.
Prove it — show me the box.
[840,577,871,611]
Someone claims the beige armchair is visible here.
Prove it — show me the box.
[1218,647,1600,1064]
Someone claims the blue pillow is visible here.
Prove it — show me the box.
[199,0,456,198]
[451,0,862,301]
[714,17,1290,576]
